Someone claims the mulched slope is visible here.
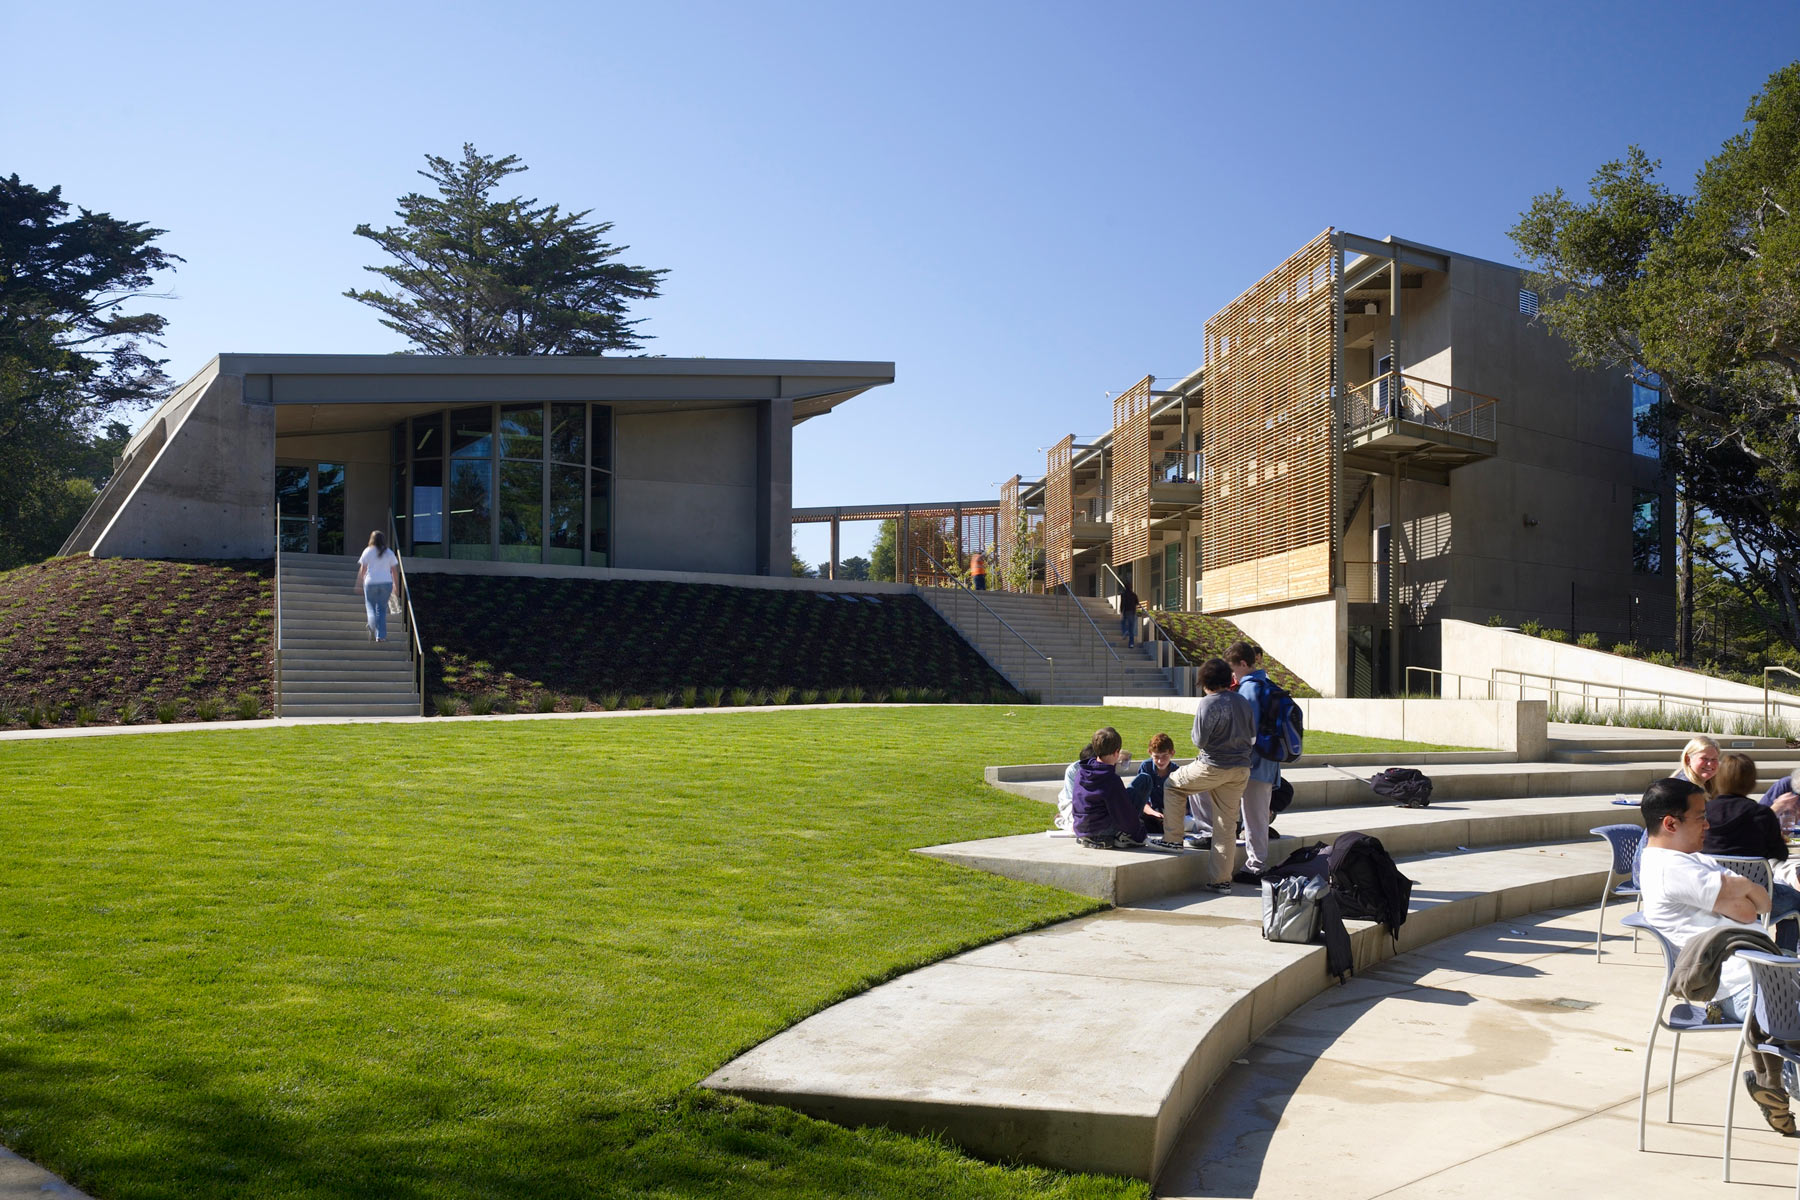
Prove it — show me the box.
[1152,611,1320,697]
[0,557,273,728]
[407,574,1020,711]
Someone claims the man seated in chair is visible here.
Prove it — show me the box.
[1640,776,1794,1134]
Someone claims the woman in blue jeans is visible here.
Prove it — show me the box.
[353,530,402,642]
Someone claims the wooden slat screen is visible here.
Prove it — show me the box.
[998,475,1021,590]
[1111,375,1154,563]
[1046,435,1074,589]
[1200,229,1339,613]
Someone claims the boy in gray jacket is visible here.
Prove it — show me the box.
[1158,657,1256,891]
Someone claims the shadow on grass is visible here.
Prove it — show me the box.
[0,1047,1141,1200]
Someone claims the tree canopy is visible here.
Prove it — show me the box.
[0,175,176,567]
[1511,62,1800,654]
[347,145,667,355]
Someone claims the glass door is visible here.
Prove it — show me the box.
[275,461,349,555]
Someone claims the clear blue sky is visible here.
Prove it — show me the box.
[6,1,1795,565]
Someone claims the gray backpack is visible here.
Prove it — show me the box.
[1262,875,1328,944]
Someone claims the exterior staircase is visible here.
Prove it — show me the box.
[920,588,1178,705]
[277,553,422,718]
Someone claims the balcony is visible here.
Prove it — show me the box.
[1343,372,1498,476]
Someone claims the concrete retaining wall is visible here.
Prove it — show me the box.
[1441,618,1800,721]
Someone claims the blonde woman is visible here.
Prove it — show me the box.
[1673,735,1722,796]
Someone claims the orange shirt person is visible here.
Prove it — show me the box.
[969,551,988,591]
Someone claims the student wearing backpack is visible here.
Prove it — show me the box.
[1159,658,1255,891]
[1227,641,1281,881]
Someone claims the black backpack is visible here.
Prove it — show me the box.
[1327,832,1415,940]
[1369,767,1433,808]
[1262,841,1352,981]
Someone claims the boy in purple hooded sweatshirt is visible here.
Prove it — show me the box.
[1071,726,1148,849]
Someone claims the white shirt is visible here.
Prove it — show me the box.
[1640,846,1761,998]
[358,546,399,584]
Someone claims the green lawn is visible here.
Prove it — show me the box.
[0,707,1445,1199]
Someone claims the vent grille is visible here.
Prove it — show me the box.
[1519,288,1539,316]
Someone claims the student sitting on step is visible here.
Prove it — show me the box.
[1128,732,1179,834]
[1071,727,1148,850]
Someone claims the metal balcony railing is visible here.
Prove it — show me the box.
[1344,372,1499,442]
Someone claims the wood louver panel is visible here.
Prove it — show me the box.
[1111,375,1154,563]
[998,475,1021,591]
[1200,228,1338,614]
[1045,435,1074,589]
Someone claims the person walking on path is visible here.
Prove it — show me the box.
[1156,658,1255,890]
[1227,640,1280,881]
[968,551,988,591]
[354,531,402,643]
[1118,581,1139,648]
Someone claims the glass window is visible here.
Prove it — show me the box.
[592,405,613,470]
[498,461,543,563]
[275,465,310,553]
[450,458,492,559]
[1633,489,1662,574]
[548,466,584,565]
[500,403,543,461]
[589,468,610,566]
[550,404,585,465]
[450,406,492,459]
[314,462,346,556]
[412,413,443,459]
[1632,371,1661,459]
[412,456,444,555]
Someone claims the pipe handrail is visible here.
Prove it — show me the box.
[1055,580,1130,698]
[388,512,427,717]
[273,506,283,719]
[913,545,1056,703]
[1767,666,1800,724]
[1098,561,1193,670]
[1487,664,1800,730]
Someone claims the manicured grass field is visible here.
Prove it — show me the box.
[0,708,1447,1199]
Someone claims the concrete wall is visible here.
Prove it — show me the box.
[613,405,759,574]
[1439,256,1673,638]
[1224,592,1346,697]
[1102,693,1547,755]
[92,374,276,558]
[1441,618,1800,722]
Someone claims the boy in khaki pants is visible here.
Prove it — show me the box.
[1157,657,1255,891]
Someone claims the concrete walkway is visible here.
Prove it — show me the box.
[1161,905,1800,1198]
[0,1146,88,1198]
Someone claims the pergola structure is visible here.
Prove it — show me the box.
[792,500,998,586]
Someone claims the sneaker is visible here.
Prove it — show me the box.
[1232,869,1264,885]
[1148,837,1185,851]
[1744,1070,1798,1136]
[1114,833,1147,849]
[1076,836,1116,850]
[1267,826,1283,840]
[1184,835,1212,851]
[1203,881,1232,893]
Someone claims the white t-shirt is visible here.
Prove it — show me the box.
[358,546,398,584]
[1640,846,1762,998]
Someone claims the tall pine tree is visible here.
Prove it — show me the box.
[347,145,667,355]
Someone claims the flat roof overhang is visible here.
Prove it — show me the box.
[207,353,893,427]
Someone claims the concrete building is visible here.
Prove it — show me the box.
[63,354,895,576]
[990,229,1674,696]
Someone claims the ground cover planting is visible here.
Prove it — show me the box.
[407,574,1020,714]
[0,557,272,729]
[0,707,1446,1199]
[1150,611,1319,696]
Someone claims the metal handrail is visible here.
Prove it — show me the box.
[1404,665,1493,699]
[1099,561,1193,670]
[914,545,1055,703]
[1344,370,1499,441]
[1054,581,1131,698]
[388,512,426,717]
[273,506,283,719]
[1767,667,1800,724]
[1491,665,1800,727]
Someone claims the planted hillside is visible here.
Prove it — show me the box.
[0,557,273,728]
[1152,611,1318,696]
[407,575,1021,713]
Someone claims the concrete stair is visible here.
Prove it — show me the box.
[920,589,1177,705]
[277,554,422,719]
[702,728,1800,1182]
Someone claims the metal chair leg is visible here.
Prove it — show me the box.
[1639,1019,1661,1150]
[1597,870,1615,959]
[1726,1030,1748,1180]
[1669,1029,1682,1121]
